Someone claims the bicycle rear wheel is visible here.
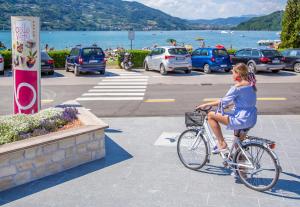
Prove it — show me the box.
[177,129,208,170]
[234,143,280,191]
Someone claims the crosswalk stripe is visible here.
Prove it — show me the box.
[98,82,147,85]
[76,97,144,101]
[105,76,148,79]
[94,86,147,89]
[102,79,148,82]
[82,93,145,96]
[89,89,146,92]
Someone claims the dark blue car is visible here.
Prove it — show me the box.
[65,45,106,76]
[191,48,232,73]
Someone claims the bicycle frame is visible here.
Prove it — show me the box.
[196,116,255,170]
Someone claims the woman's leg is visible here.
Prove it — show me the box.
[208,111,230,149]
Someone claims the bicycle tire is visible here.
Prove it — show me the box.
[177,129,208,170]
[233,143,280,191]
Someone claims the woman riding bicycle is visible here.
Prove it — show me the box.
[196,63,257,153]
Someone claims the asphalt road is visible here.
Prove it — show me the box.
[1,69,300,116]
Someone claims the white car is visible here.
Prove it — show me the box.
[144,46,192,75]
[0,54,4,75]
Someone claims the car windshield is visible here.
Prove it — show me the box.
[213,49,228,57]
[262,50,281,57]
[168,48,188,55]
[82,48,104,57]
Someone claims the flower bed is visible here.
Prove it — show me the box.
[0,108,78,145]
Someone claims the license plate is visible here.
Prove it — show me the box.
[272,60,280,64]
[176,57,185,60]
[89,60,98,63]
[220,64,227,67]
[41,62,46,66]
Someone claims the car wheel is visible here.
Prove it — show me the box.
[0,70,4,75]
[294,63,300,73]
[271,70,280,73]
[74,66,80,76]
[160,64,167,75]
[100,70,105,75]
[48,70,54,75]
[185,69,191,74]
[203,64,211,74]
[65,62,69,72]
[225,68,231,72]
[144,62,149,71]
[248,62,257,74]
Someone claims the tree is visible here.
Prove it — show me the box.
[281,0,300,48]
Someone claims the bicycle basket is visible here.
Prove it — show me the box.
[185,111,206,127]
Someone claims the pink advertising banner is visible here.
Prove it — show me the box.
[11,16,40,114]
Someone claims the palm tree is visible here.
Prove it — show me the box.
[166,38,177,46]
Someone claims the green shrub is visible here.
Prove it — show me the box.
[0,50,12,69]
[117,50,151,68]
[227,49,237,55]
[48,50,70,68]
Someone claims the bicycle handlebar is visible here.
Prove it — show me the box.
[195,106,212,113]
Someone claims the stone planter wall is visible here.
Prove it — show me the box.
[0,107,108,192]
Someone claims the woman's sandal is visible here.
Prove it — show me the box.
[212,145,228,154]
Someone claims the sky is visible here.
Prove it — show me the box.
[128,0,287,20]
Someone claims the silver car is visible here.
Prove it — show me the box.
[144,46,192,75]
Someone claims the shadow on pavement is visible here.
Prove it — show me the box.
[41,71,65,78]
[264,171,300,200]
[198,164,231,176]
[0,136,133,205]
[105,128,123,133]
[258,70,297,77]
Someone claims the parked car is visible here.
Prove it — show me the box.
[281,49,300,73]
[231,48,285,73]
[65,45,106,76]
[41,51,54,75]
[144,46,192,75]
[0,54,4,75]
[191,47,232,73]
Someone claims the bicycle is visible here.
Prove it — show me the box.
[177,107,282,191]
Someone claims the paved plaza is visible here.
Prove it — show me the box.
[0,115,299,207]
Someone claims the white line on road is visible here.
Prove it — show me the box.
[82,93,145,96]
[102,79,148,82]
[105,76,148,79]
[94,86,147,89]
[89,89,146,92]
[76,97,144,101]
[98,82,148,85]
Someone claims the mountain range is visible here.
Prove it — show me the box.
[0,0,283,31]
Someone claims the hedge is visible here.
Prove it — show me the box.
[0,50,12,69]
[227,49,237,55]
[0,49,70,69]
[48,50,70,68]
[117,50,151,68]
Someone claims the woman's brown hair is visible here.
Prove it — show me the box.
[233,63,257,91]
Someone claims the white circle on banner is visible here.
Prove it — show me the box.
[16,82,37,110]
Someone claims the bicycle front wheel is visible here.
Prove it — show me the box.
[234,143,280,191]
[177,129,208,170]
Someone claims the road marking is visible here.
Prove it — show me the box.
[105,76,148,79]
[82,93,145,96]
[76,97,143,101]
[89,89,146,92]
[203,97,287,102]
[41,99,54,104]
[94,86,147,89]
[98,82,147,85]
[144,99,175,103]
[154,132,180,147]
[102,79,148,82]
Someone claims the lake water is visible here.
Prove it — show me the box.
[0,30,280,50]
